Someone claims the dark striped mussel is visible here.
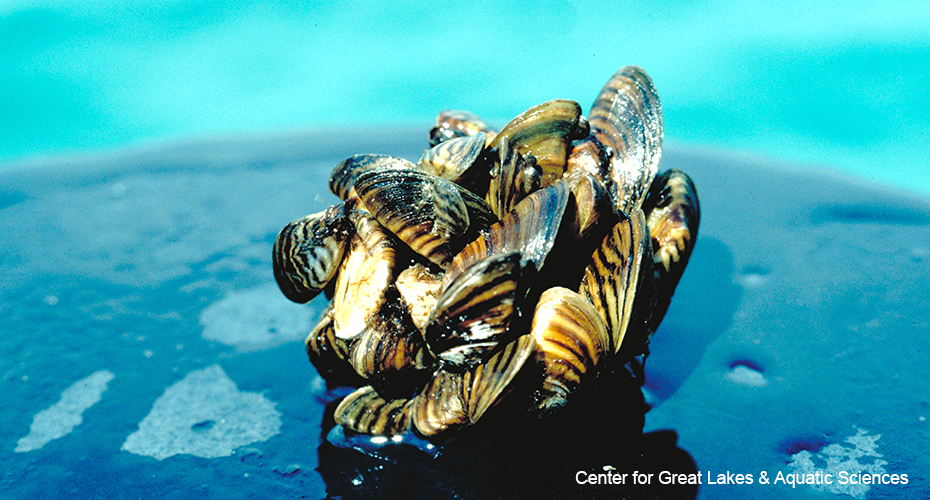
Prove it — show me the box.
[272,66,700,444]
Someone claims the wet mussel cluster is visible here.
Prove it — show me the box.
[273,66,699,440]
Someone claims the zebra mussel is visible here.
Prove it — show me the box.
[273,66,700,440]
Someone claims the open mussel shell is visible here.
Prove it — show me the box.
[355,167,471,269]
[426,251,533,369]
[348,286,432,380]
[429,110,497,147]
[488,99,585,188]
[411,334,536,437]
[334,385,413,436]
[578,209,650,356]
[329,154,417,201]
[331,208,399,340]
[530,287,610,414]
[395,262,445,334]
[273,202,352,303]
[330,210,434,382]
[569,66,663,215]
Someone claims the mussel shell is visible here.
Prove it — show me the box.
[530,287,610,413]
[331,208,399,340]
[528,170,623,291]
[417,132,488,189]
[571,66,663,214]
[465,334,536,422]
[644,169,700,279]
[355,167,470,269]
[426,251,533,368]
[334,385,413,436]
[634,168,700,341]
[273,202,352,303]
[486,136,543,218]
[443,180,571,288]
[305,305,359,383]
[429,110,497,147]
[348,286,432,380]
[578,209,650,355]
[488,99,584,188]
[456,185,498,230]
[409,368,466,437]
[395,262,445,334]
[562,168,619,241]
[411,334,536,437]
[329,154,417,201]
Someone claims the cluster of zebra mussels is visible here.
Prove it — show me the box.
[273,67,700,439]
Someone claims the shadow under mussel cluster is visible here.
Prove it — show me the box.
[315,363,698,500]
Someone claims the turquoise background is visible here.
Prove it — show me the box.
[2,0,928,194]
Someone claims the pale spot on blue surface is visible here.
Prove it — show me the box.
[725,363,767,387]
[199,282,321,351]
[737,267,770,288]
[121,364,281,460]
[786,428,887,499]
[15,370,114,452]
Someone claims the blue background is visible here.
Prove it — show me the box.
[2,0,929,194]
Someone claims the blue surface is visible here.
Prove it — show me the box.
[2,130,928,499]
[2,1,930,194]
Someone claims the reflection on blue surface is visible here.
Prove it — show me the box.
[2,0,929,193]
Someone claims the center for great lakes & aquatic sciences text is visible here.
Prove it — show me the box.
[575,470,909,486]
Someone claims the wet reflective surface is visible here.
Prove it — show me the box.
[2,130,929,499]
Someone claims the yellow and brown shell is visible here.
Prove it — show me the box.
[273,66,700,441]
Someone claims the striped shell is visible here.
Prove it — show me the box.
[426,251,532,368]
[305,305,358,383]
[443,179,570,287]
[417,132,487,187]
[486,136,543,218]
[568,66,663,214]
[411,334,536,437]
[579,209,650,356]
[334,385,413,436]
[488,99,586,189]
[272,203,351,303]
[531,286,610,413]
[429,110,497,147]
[330,154,417,202]
[272,66,701,442]
[355,167,473,269]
